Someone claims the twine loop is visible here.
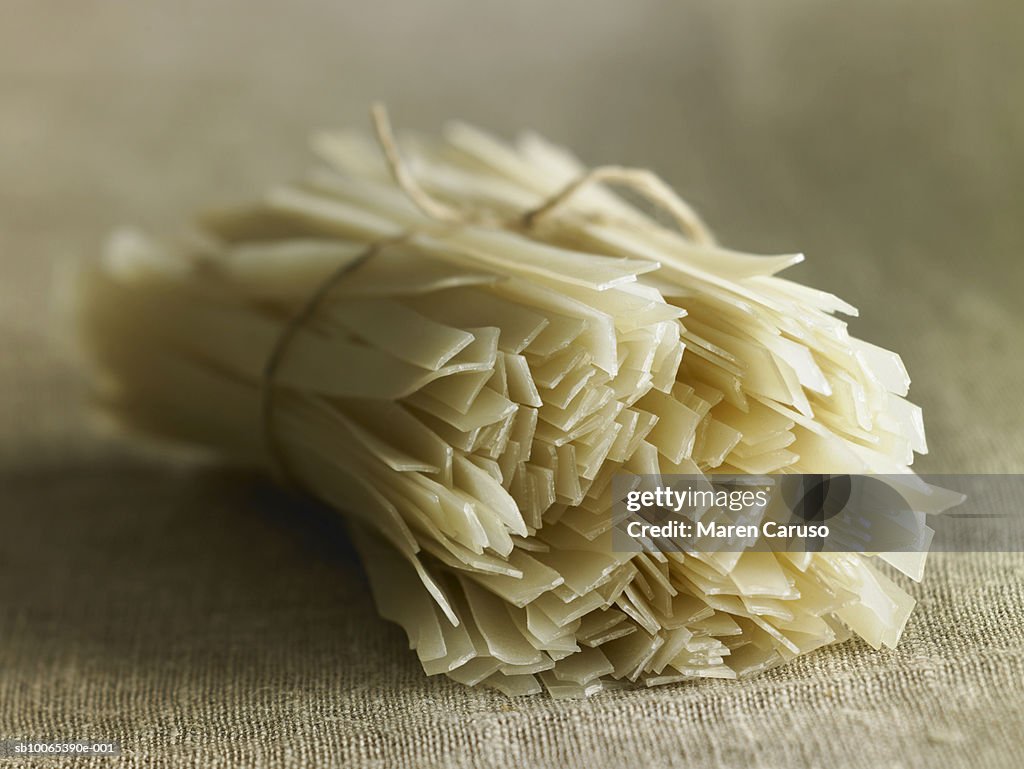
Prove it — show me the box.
[370,103,713,244]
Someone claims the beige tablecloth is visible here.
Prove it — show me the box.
[2,2,1022,767]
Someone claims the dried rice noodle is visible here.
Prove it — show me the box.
[74,108,931,698]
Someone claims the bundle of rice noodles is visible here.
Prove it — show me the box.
[74,107,932,698]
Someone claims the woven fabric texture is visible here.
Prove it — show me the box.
[2,2,1022,767]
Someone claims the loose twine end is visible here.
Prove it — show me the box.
[371,102,468,225]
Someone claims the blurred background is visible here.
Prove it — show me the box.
[2,3,1023,766]
[3,0,1023,473]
